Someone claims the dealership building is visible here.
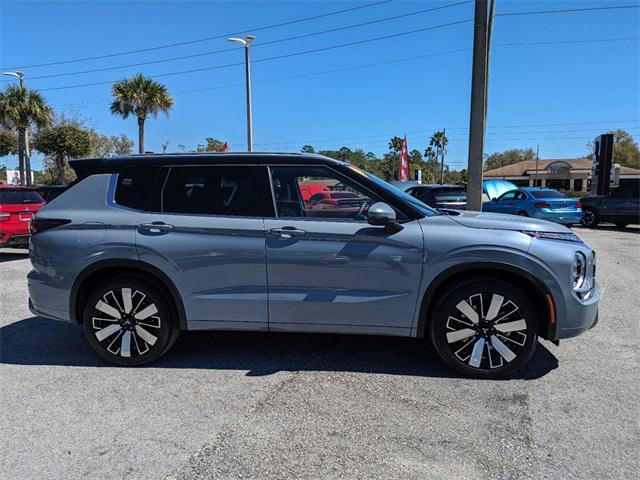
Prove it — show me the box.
[484,158,640,192]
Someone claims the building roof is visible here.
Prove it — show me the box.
[484,158,640,176]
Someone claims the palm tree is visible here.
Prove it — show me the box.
[0,85,53,185]
[429,130,449,184]
[110,74,174,154]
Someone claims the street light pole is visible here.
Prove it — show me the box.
[228,35,255,152]
[3,71,30,186]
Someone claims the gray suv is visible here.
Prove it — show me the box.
[28,153,599,378]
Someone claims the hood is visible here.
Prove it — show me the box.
[449,211,570,233]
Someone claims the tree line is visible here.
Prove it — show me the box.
[2,70,637,187]
[0,73,173,185]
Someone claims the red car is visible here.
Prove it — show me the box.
[0,184,45,248]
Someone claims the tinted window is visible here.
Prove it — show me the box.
[270,166,381,220]
[115,167,160,210]
[498,191,517,201]
[162,166,257,216]
[0,189,43,204]
[531,190,565,199]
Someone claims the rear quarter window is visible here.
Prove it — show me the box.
[114,167,161,210]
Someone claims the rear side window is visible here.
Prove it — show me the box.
[115,167,160,210]
[162,166,258,216]
[0,189,43,204]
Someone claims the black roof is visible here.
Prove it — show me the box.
[68,152,343,177]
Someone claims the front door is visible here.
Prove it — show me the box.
[264,165,424,335]
[132,164,268,331]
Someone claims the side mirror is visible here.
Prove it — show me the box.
[367,202,402,232]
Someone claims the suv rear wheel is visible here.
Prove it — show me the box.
[430,279,538,379]
[83,276,178,366]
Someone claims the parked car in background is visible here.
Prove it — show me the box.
[406,184,467,210]
[389,180,421,191]
[482,179,518,202]
[580,181,640,228]
[483,188,582,225]
[33,185,68,203]
[0,185,45,248]
[29,153,600,379]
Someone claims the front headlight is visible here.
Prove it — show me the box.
[572,252,587,291]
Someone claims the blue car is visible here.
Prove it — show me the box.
[483,188,582,225]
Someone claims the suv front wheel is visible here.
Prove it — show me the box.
[83,276,178,366]
[430,279,538,378]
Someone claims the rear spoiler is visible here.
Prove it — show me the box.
[69,157,164,180]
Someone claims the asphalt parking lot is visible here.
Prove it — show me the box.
[1,226,638,480]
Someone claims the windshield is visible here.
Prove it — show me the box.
[349,167,440,217]
[531,189,566,199]
[0,189,44,204]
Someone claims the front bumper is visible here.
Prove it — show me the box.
[554,281,600,339]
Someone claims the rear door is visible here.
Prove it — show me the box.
[264,165,424,335]
[133,164,268,331]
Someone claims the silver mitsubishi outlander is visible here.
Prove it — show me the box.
[27,153,599,378]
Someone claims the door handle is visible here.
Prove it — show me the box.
[269,227,307,238]
[139,222,174,233]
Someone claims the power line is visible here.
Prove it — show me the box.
[19,1,473,81]
[1,0,395,70]
[43,34,638,95]
[39,18,474,91]
[494,4,639,17]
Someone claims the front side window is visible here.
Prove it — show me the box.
[162,166,258,216]
[498,191,517,201]
[269,166,380,220]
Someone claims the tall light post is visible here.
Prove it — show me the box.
[3,71,31,186]
[3,70,24,88]
[228,35,255,152]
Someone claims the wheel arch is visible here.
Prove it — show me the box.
[70,259,188,330]
[416,262,556,340]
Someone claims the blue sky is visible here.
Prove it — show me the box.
[1,0,639,171]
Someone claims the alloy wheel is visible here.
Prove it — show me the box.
[444,292,528,370]
[90,288,162,359]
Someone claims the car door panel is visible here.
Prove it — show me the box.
[265,218,423,334]
[135,165,268,331]
[264,165,424,334]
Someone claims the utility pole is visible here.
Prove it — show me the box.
[534,145,540,187]
[466,0,489,211]
[228,35,255,151]
[439,128,446,184]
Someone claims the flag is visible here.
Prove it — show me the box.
[399,135,409,181]
[222,142,230,152]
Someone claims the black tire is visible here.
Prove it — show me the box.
[517,211,529,217]
[83,276,179,366]
[581,208,599,227]
[430,279,538,379]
